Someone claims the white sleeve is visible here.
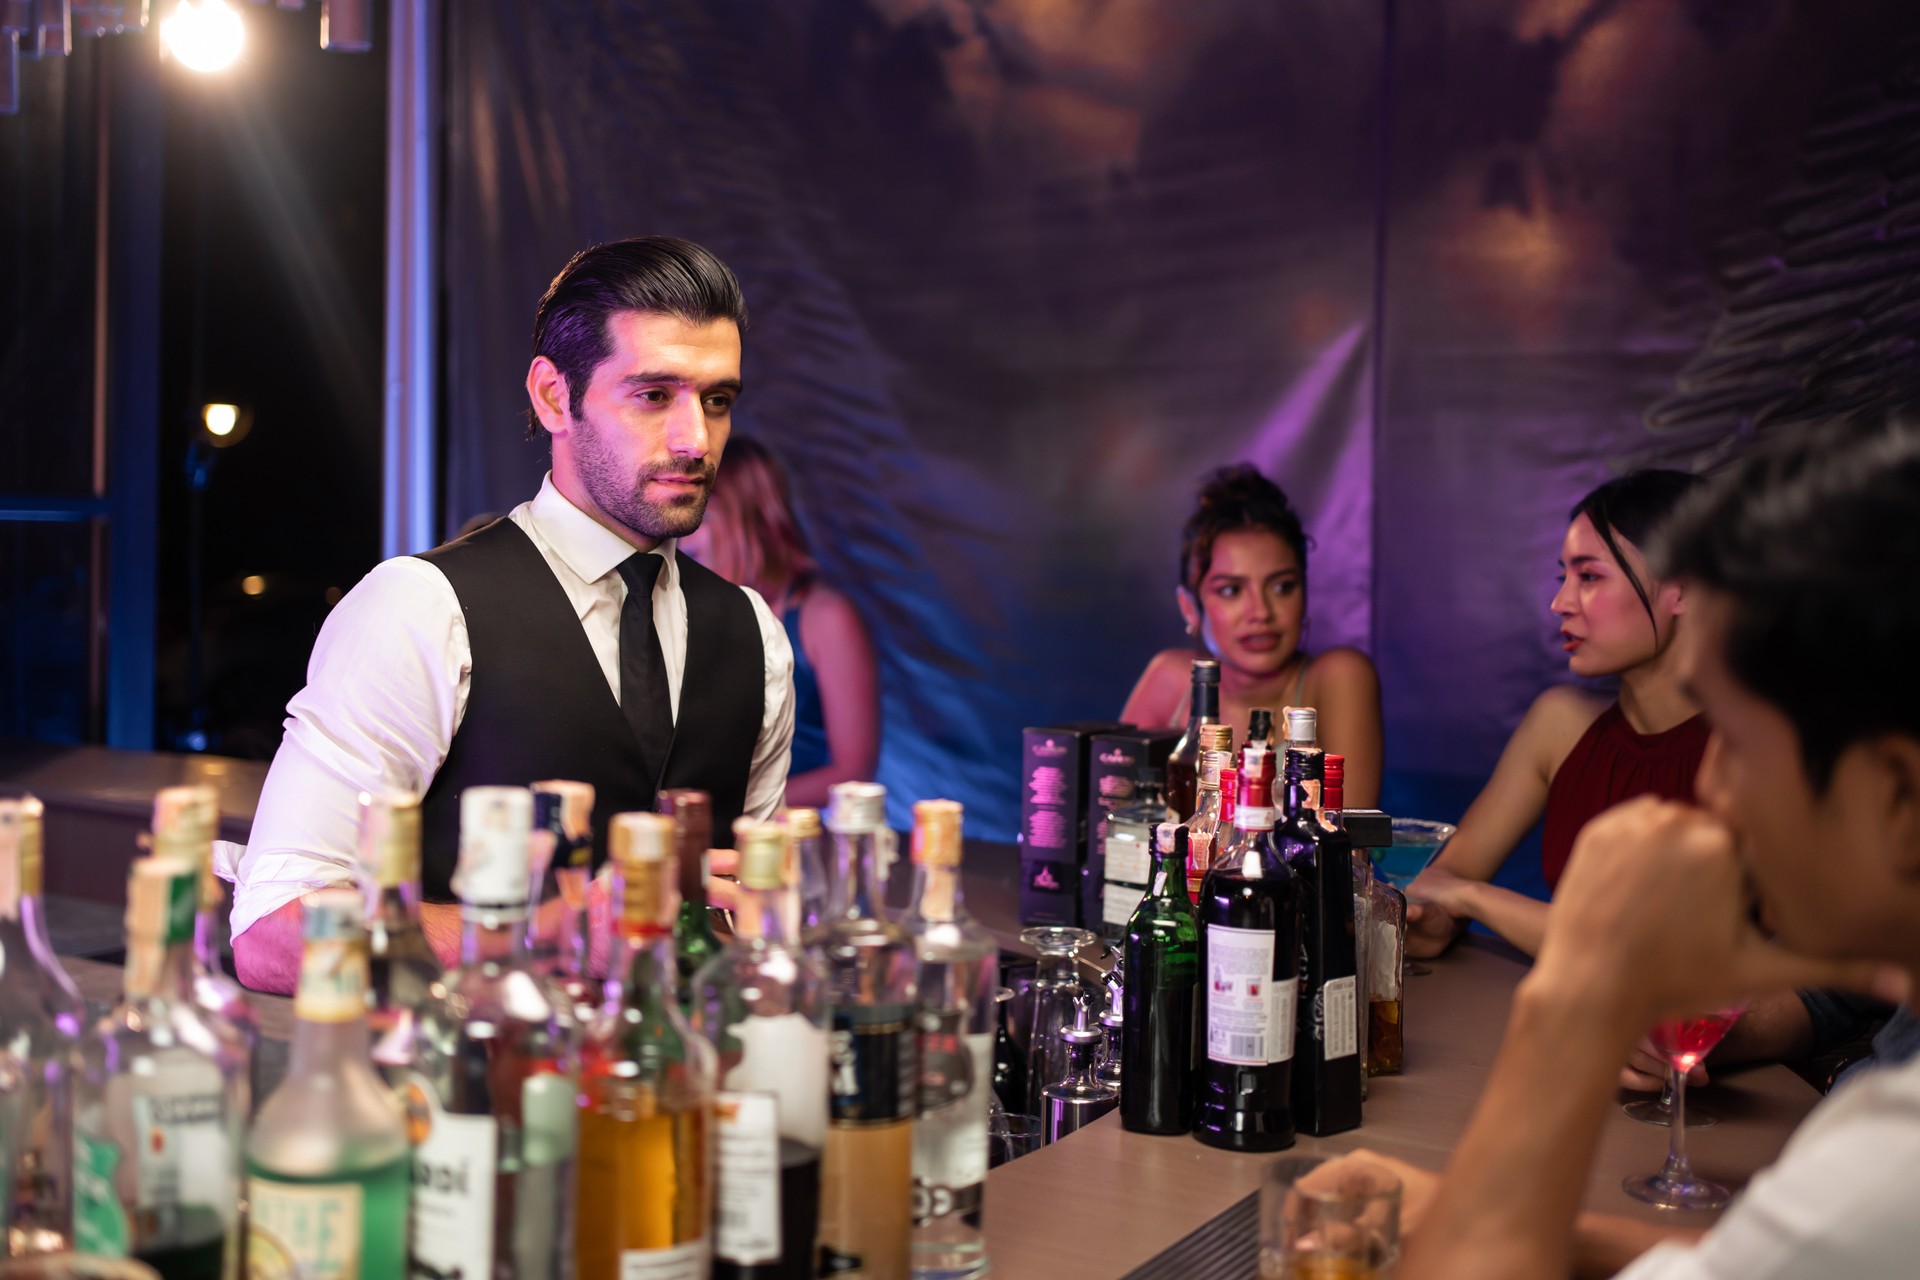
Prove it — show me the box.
[231,556,470,937]
[740,586,796,821]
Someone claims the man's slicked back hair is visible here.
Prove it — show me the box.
[1655,414,1920,790]
[526,236,748,438]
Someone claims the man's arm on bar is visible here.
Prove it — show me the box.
[238,896,465,993]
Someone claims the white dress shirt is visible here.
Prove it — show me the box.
[231,474,795,937]
[1615,1044,1920,1279]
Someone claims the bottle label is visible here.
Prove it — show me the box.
[1205,925,1296,1066]
[1322,975,1358,1060]
[723,1012,831,1149]
[1234,807,1276,831]
[406,1073,498,1280]
[1371,917,1402,998]
[619,1239,709,1279]
[912,1026,992,1227]
[1102,834,1151,886]
[1101,883,1147,928]
[73,1133,130,1257]
[294,938,369,1023]
[715,1091,782,1265]
[130,1090,232,1213]
[829,1007,917,1124]
[248,1176,363,1280]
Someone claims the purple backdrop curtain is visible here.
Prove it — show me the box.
[442,0,1917,847]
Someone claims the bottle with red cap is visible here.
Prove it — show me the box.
[1323,756,1346,813]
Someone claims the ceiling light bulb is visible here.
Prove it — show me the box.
[162,0,244,74]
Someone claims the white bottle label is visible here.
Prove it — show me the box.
[130,1089,232,1214]
[1103,834,1151,886]
[406,1073,497,1280]
[1322,975,1358,1060]
[724,1013,831,1149]
[248,1176,364,1280]
[912,1030,992,1226]
[1102,882,1147,928]
[715,1091,782,1265]
[1205,924,1297,1066]
[1370,917,1402,998]
[619,1239,709,1279]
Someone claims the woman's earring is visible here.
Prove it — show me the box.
[1185,621,1198,637]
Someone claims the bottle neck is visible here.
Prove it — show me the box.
[611,923,680,1009]
[125,937,198,1000]
[1235,775,1275,832]
[833,828,886,920]
[1190,678,1220,732]
[459,904,530,966]
[909,861,966,923]
[193,907,224,973]
[733,884,795,947]
[1148,839,1190,904]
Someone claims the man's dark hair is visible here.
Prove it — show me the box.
[1568,469,1704,636]
[526,236,748,439]
[1656,416,1920,790]
[1180,464,1311,595]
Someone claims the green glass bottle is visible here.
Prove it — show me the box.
[1120,821,1200,1134]
[660,789,722,999]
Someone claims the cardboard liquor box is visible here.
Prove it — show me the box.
[1081,727,1182,935]
[1017,721,1125,925]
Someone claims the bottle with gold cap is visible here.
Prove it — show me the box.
[691,818,828,1280]
[354,791,441,1086]
[147,785,258,1116]
[406,787,578,1280]
[0,796,84,1257]
[781,807,831,943]
[529,780,597,1026]
[658,789,722,998]
[818,781,917,1279]
[246,889,409,1280]
[576,812,717,1280]
[72,858,248,1276]
[902,799,994,1280]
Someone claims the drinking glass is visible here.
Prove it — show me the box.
[1019,925,1096,1118]
[1623,1005,1747,1209]
[1258,1155,1400,1279]
[986,1111,1041,1168]
[1371,819,1457,891]
[1623,1074,1717,1128]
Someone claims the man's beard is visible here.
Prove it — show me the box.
[571,409,715,541]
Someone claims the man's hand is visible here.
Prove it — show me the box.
[706,847,741,914]
[1620,1035,1705,1093]
[1312,1151,1441,1234]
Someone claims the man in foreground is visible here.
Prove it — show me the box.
[1345,417,1920,1278]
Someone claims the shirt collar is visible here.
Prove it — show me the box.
[528,473,677,593]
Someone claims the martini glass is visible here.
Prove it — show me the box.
[1622,1005,1747,1209]
[1374,819,1456,976]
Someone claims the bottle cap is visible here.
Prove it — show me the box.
[911,798,964,867]
[126,857,198,948]
[0,796,45,905]
[734,819,789,890]
[783,807,823,839]
[1060,997,1103,1046]
[657,788,712,848]
[1248,708,1274,744]
[532,780,595,842]
[826,781,888,834]
[298,888,369,1024]
[1199,723,1233,753]
[1191,658,1221,685]
[1324,755,1345,781]
[150,784,221,910]
[356,790,422,890]
[1284,705,1318,746]
[611,812,679,927]
[303,887,364,941]
[452,786,534,907]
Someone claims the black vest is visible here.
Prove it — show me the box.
[414,518,765,903]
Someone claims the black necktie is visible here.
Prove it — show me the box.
[616,552,675,780]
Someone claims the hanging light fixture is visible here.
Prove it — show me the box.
[319,0,367,53]
[161,0,243,72]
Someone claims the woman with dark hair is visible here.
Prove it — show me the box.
[1121,463,1384,808]
[682,437,880,808]
[1407,469,1707,960]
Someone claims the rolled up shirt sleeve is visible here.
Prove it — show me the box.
[231,557,469,938]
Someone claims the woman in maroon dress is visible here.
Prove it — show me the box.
[1406,470,1707,959]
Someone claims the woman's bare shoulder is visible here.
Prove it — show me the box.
[1304,645,1379,692]
[1123,647,1201,725]
[1516,685,1611,769]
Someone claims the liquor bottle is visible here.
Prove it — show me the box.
[1120,822,1198,1135]
[0,796,84,1257]
[1218,762,1238,834]
[1275,745,1362,1137]
[354,791,441,1086]
[149,786,259,1117]
[1040,1000,1118,1143]
[1282,707,1321,808]
[407,787,578,1280]
[1095,765,1166,943]
[783,807,832,943]
[659,789,723,995]
[530,780,598,1026]
[1164,658,1221,821]
[1183,739,1234,898]
[819,781,918,1279]
[1365,878,1407,1076]
[246,889,409,1280]
[577,812,716,1280]
[902,800,995,1280]
[693,819,826,1280]
[1193,744,1302,1152]
[73,858,248,1276]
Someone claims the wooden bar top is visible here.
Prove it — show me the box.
[982,936,1821,1278]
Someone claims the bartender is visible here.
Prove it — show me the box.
[230,236,796,993]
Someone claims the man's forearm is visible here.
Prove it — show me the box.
[420,902,464,969]
[1573,1212,1703,1280]
[1399,974,1643,1280]
[234,898,307,995]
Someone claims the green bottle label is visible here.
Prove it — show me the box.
[164,866,199,947]
[73,1133,130,1257]
[248,1176,363,1280]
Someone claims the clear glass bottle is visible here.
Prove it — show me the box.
[246,889,410,1280]
[73,858,249,1277]
[782,807,832,944]
[406,787,578,1280]
[0,796,84,1257]
[902,800,995,1280]
[1041,1000,1118,1143]
[1366,879,1407,1076]
[1019,926,1094,1121]
[148,786,258,1119]
[353,791,442,1087]
[659,789,723,999]
[530,780,598,1026]
[576,812,716,1280]
[1096,766,1167,942]
[1183,741,1233,898]
[693,819,826,1280]
[818,781,918,1279]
